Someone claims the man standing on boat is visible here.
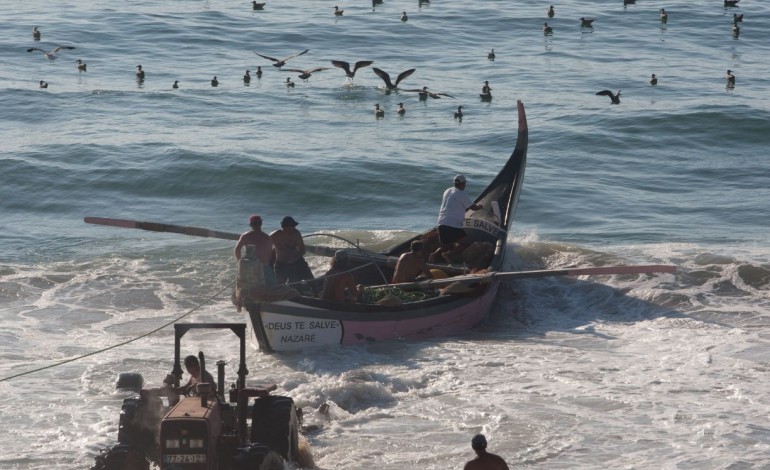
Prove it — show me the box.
[432,174,482,264]
[234,214,276,284]
[464,434,509,470]
[271,216,315,285]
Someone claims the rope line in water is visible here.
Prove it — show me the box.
[0,280,235,383]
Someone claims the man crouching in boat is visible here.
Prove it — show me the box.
[392,240,433,284]
[321,251,363,302]
[271,216,316,287]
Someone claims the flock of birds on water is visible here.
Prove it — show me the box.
[26,0,745,114]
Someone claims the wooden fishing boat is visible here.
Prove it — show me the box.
[85,99,675,352]
[243,100,529,351]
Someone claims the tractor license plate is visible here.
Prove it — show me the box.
[164,454,207,464]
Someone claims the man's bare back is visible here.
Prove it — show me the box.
[271,227,305,264]
[391,241,432,284]
[464,452,509,470]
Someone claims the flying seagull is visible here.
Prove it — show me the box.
[27,46,75,62]
[253,49,309,68]
[331,60,374,78]
[283,67,329,80]
[372,67,416,90]
[596,89,621,104]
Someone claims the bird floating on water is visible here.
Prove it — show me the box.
[454,106,463,120]
[660,9,668,23]
[733,13,743,22]
[596,89,621,104]
[649,74,658,85]
[330,60,374,78]
[372,67,416,90]
[39,80,48,88]
[255,66,262,78]
[211,76,219,87]
[724,0,740,7]
[284,67,329,81]
[254,49,309,68]
[487,49,495,60]
[243,70,251,83]
[136,65,145,79]
[396,103,405,115]
[251,1,266,10]
[27,46,76,62]
[32,26,41,41]
[732,24,740,37]
[401,11,408,22]
[285,77,295,87]
[547,5,555,18]
[75,59,87,72]
[543,22,553,34]
[726,69,735,86]
[580,17,595,27]
[374,103,384,117]
[623,0,636,5]
[334,6,344,16]
[480,80,492,100]
[172,80,179,89]
[405,86,455,100]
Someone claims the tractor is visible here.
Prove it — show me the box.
[92,323,301,470]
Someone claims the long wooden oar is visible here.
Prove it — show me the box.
[368,264,677,290]
[84,217,241,240]
[83,216,403,266]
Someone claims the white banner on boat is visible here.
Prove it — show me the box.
[261,312,342,350]
[464,217,503,238]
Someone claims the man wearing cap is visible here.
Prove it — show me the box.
[432,174,483,264]
[464,434,509,470]
[234,215,276,284]
[270,216,315,286]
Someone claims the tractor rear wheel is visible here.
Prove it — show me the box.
[91,444,149,470]
[250,396,299,462]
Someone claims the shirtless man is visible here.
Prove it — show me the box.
[464,434,509,470]
[234,215,275,284]
[321,251,362,302]
[391,240,433,284]
[271,216,314,285]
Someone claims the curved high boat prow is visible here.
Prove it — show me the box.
[245,100,529,351]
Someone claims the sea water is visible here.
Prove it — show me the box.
[1,0,769,468]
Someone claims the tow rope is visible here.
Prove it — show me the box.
[0,280,235,383]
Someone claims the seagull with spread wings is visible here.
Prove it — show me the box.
[283,67,329,81]
[404,86,455,100]
[331,60,374,78]
[253,49,309,68]
[372,67,416,90]
[27,46,76,62]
